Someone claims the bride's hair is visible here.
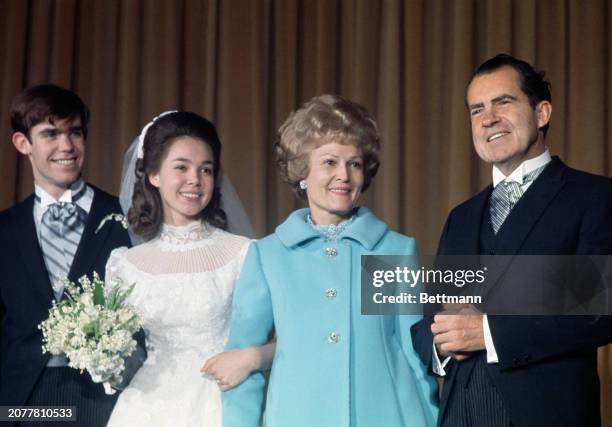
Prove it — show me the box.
[128,112,227,240]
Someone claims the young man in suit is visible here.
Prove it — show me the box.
[0,84,132,426]
[412,54,612,427]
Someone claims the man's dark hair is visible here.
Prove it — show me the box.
[10,84,90,138]
[469,53,552,136]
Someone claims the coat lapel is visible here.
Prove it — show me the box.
[440,186,491,255]
[68,188,116,280]
[12,196,55,301]
[464,189,490,254]
[495,159,565,254]
[481,158,566,297]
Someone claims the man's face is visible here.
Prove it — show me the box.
[466,66,551,175]
[12,116,86,198]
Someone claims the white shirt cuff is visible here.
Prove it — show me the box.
[431,343,452,376]
[483,314,499,364]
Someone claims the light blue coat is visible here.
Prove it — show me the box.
[223,208,438,427]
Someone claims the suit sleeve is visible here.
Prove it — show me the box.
[222,242,274,427]
[490,179,612,368]
[489,315,612,369]
[576,178,612,255]
[0,291,4,383]
[410,214,452,371]
[0,218,8,384]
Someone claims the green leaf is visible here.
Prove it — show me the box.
[93,318,100,338]
[93,279,105,306]
[106,283,135,311]
[82,322,96,337]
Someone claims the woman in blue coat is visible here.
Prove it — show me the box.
[223,94,438,427]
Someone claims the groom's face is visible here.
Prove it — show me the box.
[13,116,86,199]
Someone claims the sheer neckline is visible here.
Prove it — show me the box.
[159,221,213,247]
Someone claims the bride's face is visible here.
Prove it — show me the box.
[148,136,215,226]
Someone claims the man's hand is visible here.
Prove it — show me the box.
[431,304,485,361]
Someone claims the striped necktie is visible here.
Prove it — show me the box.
[38,185,88,299]
[489,165,546,235]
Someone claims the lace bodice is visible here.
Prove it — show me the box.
[105,222,250,427]
[106,222,250,354]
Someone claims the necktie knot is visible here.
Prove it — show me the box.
[489,165,547,234]
[46,202,83,232]
[48,202,77,222]
[492,180,522,208]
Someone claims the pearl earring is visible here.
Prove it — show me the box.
[299,180,307,190]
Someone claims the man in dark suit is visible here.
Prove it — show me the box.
[0,84,133,426]
[411,54,612,427]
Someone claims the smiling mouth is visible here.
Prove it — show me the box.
[330,188,351,195]
[487,132,510,142]
[180,192,202,200]
[52,158,77,166]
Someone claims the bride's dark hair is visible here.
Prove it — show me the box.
[128,112,227,240]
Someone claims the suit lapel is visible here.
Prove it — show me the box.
[12,196,55,301]
[495,160,565,254]
[68,188,115,280]
[481,158,566,296]
[464,189,490,254]
[442,186,491,255]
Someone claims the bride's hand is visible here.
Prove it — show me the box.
[200,347,259,391]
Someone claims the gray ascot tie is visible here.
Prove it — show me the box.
[38,186,88,299]
[489,165,546,234]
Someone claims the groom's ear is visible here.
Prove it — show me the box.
[12,132,32,155]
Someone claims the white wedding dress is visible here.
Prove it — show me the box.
[105,221,250,427]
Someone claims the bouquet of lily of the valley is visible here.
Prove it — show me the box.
[38,272,141,394]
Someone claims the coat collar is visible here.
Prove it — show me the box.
[12,194,54,301]
[455,157,567,300]
[492,156,565,254]
[454,156,567,256]
[68,186,119,280]
[276,207,388,250]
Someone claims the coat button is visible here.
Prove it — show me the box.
[325,288,337,299]
[327,332,340,343]
[325,247,338,257]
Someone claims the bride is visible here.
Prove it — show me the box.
[106,111,272,426]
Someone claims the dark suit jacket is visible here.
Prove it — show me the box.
[412,157,612,427]
[0,186,132,406]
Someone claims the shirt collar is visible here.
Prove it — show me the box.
[35,179,86,208]
[276,207,388,250]
[492,148,552,187]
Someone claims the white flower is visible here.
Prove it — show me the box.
[38,273,142,394]
[95,213,129,234]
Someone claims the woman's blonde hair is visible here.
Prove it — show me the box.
[275,94,380,199]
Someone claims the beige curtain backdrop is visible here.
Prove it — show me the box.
[0,0,610,423]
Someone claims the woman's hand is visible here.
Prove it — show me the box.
[201,347,260,391]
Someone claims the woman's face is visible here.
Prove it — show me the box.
[303,140,364,225]
[148,136,215,226]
